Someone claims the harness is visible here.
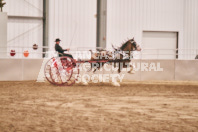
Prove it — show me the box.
[111,40,137,60]
[112,49,132,60]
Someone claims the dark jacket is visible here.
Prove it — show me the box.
[55,44,67,54]
[195,55,198,59]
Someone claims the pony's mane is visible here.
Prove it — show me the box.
[120,39,133,50]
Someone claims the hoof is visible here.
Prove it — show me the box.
[111,81,120,87]
[128,70,135,74]
[82,81,88,86]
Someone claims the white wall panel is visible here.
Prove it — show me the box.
[48,0,97,51]
[107,0,183,47]
[3,0,43,58]
[7,18,43,58]
[4,0,43,17]
[0,13,7,58]
[183,0,198,59]
[107,0,198,59]
[3,0,198,59]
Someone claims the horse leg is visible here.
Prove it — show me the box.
[111,65,121,87]
[86,62,94,72]
[82,77,88,85]
[128,64,135,74]
[118,63,123,73]
[111,74,120,87]
[93,67,97,73]
[92,62,100,73]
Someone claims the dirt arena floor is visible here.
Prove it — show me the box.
[0,81,198,132]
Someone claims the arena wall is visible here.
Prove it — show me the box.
[138,60,175,81]
[175,60,198,81]
[0,59,42,81]
[0,59,198,82]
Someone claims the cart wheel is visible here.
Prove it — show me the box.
[44,56,79,86]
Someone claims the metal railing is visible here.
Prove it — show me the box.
[0,46,198,60]
[0,46,49,59]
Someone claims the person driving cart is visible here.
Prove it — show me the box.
[55,38,73,59]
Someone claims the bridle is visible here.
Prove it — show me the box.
[130,40,138,51]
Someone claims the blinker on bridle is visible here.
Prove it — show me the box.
[130,40,137,51]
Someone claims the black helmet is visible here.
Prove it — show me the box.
[55,38,61,42]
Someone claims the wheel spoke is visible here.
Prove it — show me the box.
[44,56,79,86]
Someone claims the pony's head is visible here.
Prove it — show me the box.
[120,38,141,51]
